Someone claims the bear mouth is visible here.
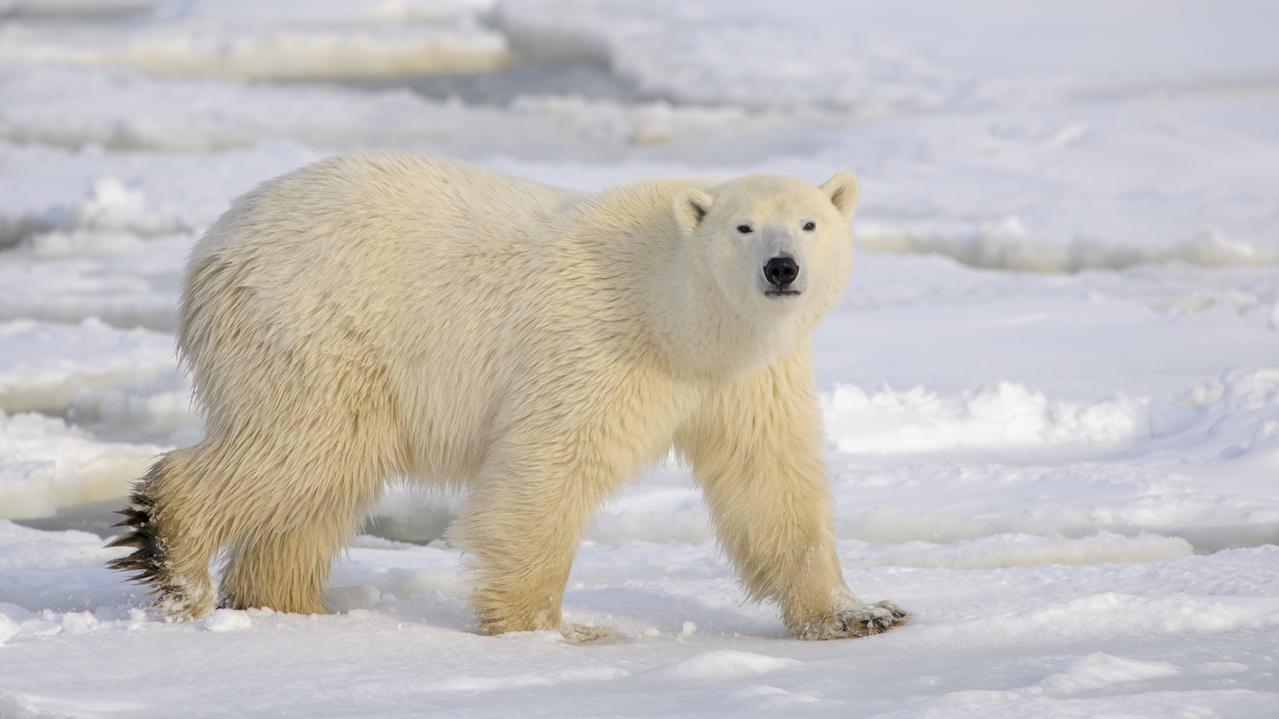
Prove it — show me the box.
[764,289,802,298]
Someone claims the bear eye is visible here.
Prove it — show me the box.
[803,221,816,232]
[736,224,753,234]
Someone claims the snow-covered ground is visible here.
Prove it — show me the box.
[2,1,1278,716]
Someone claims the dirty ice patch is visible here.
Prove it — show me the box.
[167,0,497,27]
[0,16,509,79]
[821,382,1150,454]
[0,318,175,414]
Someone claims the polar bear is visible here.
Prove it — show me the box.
[108,154,908,640]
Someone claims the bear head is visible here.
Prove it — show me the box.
[672,172,859,344]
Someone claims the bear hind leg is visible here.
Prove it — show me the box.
[218,473,382,615]
[111,424,395,618]
[108,445,227,620]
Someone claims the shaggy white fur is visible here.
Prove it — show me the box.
[109,153,907,639]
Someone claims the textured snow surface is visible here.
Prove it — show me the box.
[1,0,1278,717]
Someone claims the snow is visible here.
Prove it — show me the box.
[2,0,1278,716]
[201,609,252,633]
[821,382,1153,452]
[646,651,802,681]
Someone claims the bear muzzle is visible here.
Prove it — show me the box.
[763,256,802,297]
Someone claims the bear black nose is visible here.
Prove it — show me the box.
[763,256,799,288]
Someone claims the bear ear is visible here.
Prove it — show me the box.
[821,171,860,219]
[673,187,714,234]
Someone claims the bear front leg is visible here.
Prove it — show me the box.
[676,343,909,639]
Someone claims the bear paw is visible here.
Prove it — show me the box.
[799,600,909,640]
